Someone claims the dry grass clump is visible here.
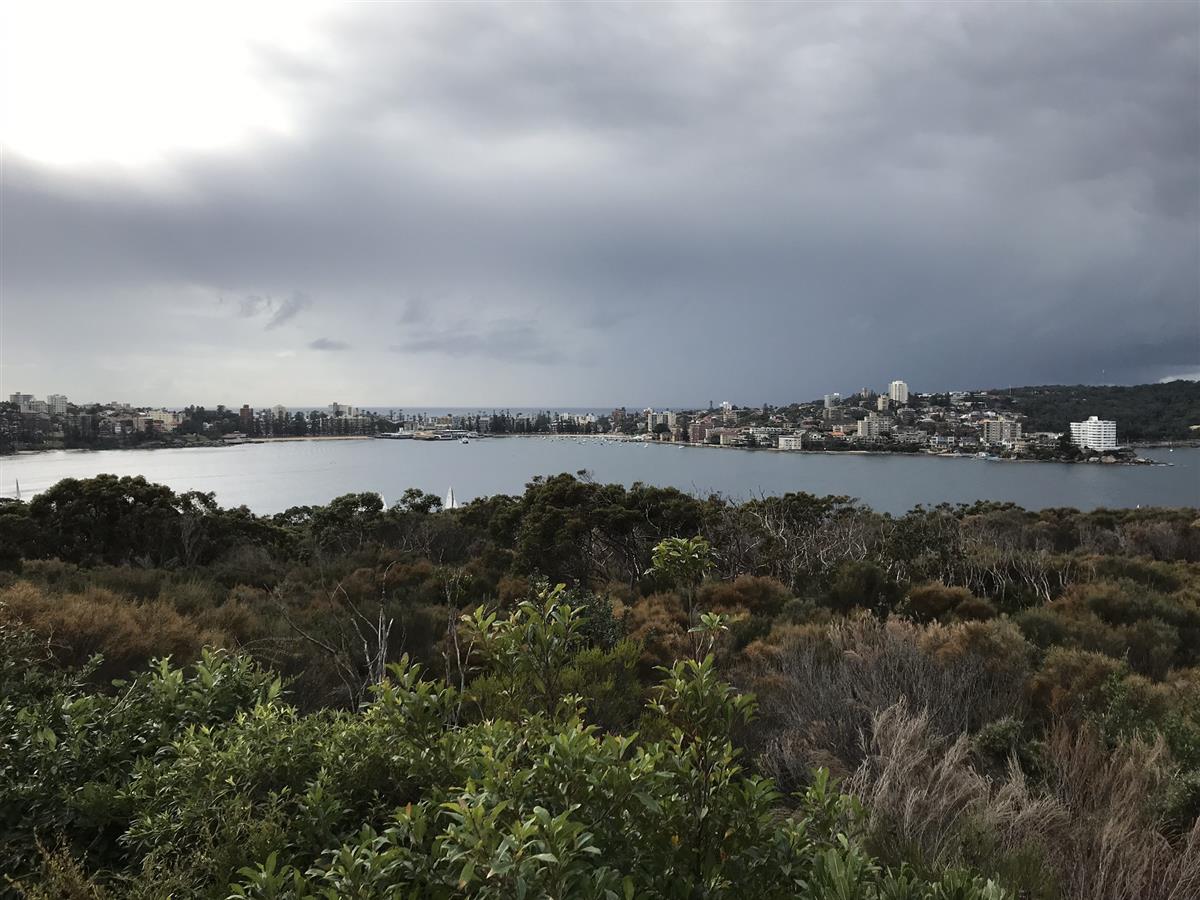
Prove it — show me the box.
[749,616,1030,788]
[847,703,1200,900]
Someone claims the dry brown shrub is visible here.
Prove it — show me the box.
[0,580,221,682]
[1026,647,1172,722]
[12,840,111,900]
[737,623,821,667]
[194,598,270,647]
[697,575,793,617]
[621,591,689,672]
[906,582,975,622]
[496,574,531,603]
[954,596,998,621]
[919,618,1034,671]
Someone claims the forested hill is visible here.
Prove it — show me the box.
[986,380,1200,441]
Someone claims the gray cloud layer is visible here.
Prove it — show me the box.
[308,337,349,351]
[3,1,1197,405]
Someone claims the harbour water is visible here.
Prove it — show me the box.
[2,439,1196,515]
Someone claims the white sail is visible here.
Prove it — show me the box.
[444,486,456,510]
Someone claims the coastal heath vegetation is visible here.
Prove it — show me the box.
[1,472,1198,897]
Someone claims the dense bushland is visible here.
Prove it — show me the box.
[1,473,1198,897]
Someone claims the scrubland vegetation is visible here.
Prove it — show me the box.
[1,473,1199,898]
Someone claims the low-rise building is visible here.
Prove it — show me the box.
[142,409,182,431]
[748,426,784,447]
[893,429,929,445]
[777,434,806,451]
[706,427,741,446]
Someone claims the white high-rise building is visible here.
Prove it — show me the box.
[47,394,68,415]
[888,380,909,405]
[823,393,841,409]
[1070,416,1118,451]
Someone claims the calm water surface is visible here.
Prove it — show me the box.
[2,439,1196,515]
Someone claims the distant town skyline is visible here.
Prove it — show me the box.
[7,377,1195,417]
[3,2,1198,405]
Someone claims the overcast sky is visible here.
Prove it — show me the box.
[2,1,1197,407]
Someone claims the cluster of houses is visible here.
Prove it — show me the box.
[5,392,184,443]
[638,386,1120,457]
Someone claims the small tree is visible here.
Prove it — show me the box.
[648,536,715,622]
[466,583,586,719]
[650,536,718,659]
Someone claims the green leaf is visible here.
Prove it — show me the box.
[458,860,476,887]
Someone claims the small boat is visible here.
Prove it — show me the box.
[461,437,469,444]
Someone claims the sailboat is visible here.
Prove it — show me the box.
[444,486,457,510]
[14,479,20,501]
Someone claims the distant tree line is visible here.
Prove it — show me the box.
[988,380,1200,442]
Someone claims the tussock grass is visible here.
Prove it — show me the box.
[848,703,1200,900]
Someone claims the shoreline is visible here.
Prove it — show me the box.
[1,432,1174,466]
[625,438,1165,467]
[3,435,377,456]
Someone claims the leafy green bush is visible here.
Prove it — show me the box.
[4,594,1009,900]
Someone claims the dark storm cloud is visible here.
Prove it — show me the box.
[398,299,430,325]
[392,317,563,365]
[237,295,270,318]
[264,293,312,329]
[3,1,1197,404]
[232,292,311,328]
[309,337,349,351]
